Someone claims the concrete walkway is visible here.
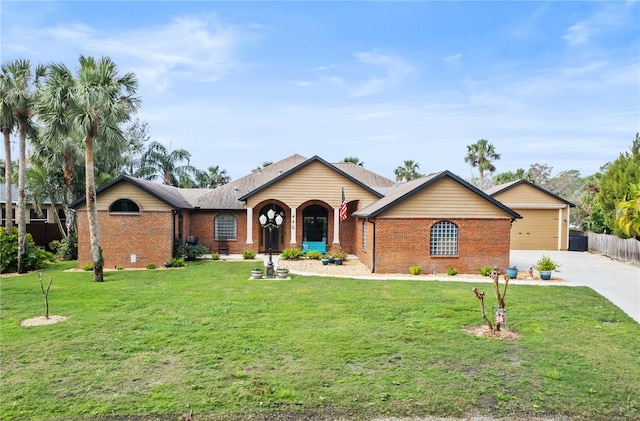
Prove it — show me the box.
[510,250,639,323]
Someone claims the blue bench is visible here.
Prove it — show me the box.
[302,241,327,254]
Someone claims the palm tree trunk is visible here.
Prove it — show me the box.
[16,118,27,274]
[3,130,13,233]
[85,134,103,282]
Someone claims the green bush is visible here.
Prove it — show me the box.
[478,265,493,276]
[82,263,93,271]
[49,232,78,260]
[179,244,208,260]
[446,267,458,276]
[0,227,56,273]
[328,250,348,260]
[242,249,256,259]
[165,257,185,267]
[305,250,323,260]
[211,252,220,260]
[116,265,124,271]
[409,265,421,275]
[281,248,305,260]
[146,263,157,270]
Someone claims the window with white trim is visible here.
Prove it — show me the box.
[430,221,458,256]
[215,213,237,239]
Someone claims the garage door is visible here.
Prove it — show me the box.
[511,209,558,250]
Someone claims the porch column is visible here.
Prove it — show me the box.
[333,207,340,244]
[557,208,563,250]
[289,206,297,245]
[246,207,253,244]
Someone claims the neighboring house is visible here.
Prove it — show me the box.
[0,183,66,248]
[71,154,521,273]
[486,179,575,250]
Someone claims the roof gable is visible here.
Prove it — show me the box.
[354,171,521,219]
[487,179,575,207]
[238,155,388,202]
[70,175,195,210]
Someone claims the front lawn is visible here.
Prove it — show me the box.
[1,260,638,420]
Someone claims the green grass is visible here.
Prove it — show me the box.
[1,260,639,420]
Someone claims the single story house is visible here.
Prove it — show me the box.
[486,179,575,250]
[71,154,522,274]
[1,183,66,248]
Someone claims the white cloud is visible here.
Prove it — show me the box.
[563,3,634,46]
[40,14,252,93]
[348,51,416,98]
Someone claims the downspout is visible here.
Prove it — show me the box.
[368,217,376,273]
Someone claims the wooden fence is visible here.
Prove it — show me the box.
[586,232,640,266]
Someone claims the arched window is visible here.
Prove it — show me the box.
[430,221,458,256]
[109,199,140,214]
[215,213,237,240]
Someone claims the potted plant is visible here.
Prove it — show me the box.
[276,267,289,279]
[505,266,518,279]
[329,250,347,265]
[534,255,561,280]
[321,257,330,265]
[250,268,264,279]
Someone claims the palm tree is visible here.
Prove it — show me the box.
[38,56,139,282]
[196,165,231,189]
[29,134,83,237]
[343,156,364,167]
[1,59,44,273]
[0,69,15,233]
[464,139,501,189]
[138,141,198,187]
[252,161,273,172]
[394,160,422,182]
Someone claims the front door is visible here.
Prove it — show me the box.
[259,205,285,253]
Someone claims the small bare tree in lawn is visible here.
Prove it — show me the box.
[39,272,53,319]
[472,266,510,331]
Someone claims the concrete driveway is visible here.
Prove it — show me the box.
[510,250,640,323]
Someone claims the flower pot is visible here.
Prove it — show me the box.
[539,270,552,280]
[333,258,343,265]
[321,259,330,265]
[505,268,518,279]
[250,269,263,279]
[328,257,334,264]
[276,269,289,279]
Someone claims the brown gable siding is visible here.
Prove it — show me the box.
[493,183,566,206]
[89,183,172,212]
[246,161,380,209]
[382,177,513,219]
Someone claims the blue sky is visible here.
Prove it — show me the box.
[2,1,639,183]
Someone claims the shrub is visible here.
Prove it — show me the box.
[49,232,77,260]
[478,265,493,276]
[446,267,458,276]
[116,265,124,271]
[1,227,55,273]
[409,265,421,275]
[179,244,208,260]
[306,250,323,260]
[243,249,256,259]
[211,252,220,260]
[328,250,348,260]
[146,263,156,270]
[165,257,185,267]
[281,248,305,260]
[82,263,93,271]
[535,254,561,271]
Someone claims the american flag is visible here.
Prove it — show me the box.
[339,187,348,221]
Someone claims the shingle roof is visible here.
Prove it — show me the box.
[69,175,196,209]
[486,179,576,207]
[353,170,522,219]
